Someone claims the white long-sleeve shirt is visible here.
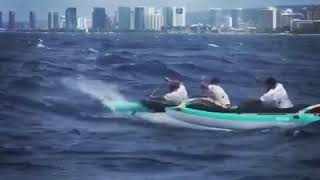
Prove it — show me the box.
[164,84,189,105]
[208,84,231,107]
[260,83,293,109]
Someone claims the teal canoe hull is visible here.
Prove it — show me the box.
[110,100,320,130]
[165,106,320,130]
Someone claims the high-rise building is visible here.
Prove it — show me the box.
[173,7,186,27]
[8,11,15,30]
[29,11,36,30]
[144,7,155,30]
[241,8,277,32]
[48,12,53,29]
[162,7,173,29]
[270,7,278,30]
[77,17,90,31]
[53,12,60,29]
[305,5,320,20]
[65,7,77,31]
[118,7,131,31]
[113,10,119,28]
[144,7,163,31]
[280,9,304,30]
[134,7,145,31]
[231,9,241,29]
[92,7,107,32]
[209,8,222,28]
[221,16,233,29]
[49,12,60,30]
[130,10,135,30]
[0,11,3,28]
[152,9,164,31]
[60,16,66,29]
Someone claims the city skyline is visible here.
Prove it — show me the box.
[1,0,320,21]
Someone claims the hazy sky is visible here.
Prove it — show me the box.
[1,0,319,21]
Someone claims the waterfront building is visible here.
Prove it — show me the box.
[118,7,131,31]
[53,12,60,29]
[173,7,186,27]
[209,8,222,28]
[144,7,164,31]
[241,8,277,32]
[29,11,36,30]
[134,7,145,31]
[48,12,53,29]
[0,11,3,28]
[162,7,173,29]
[280,9,304,30]
[92,7,107,32]
[231,9,241,29]
[8,11,15,30]
[291,19,320,33]
[305,5,320,20]
[130,10,135,30]
[65,7,77,31]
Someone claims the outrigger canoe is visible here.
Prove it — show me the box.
[110,99,320,130]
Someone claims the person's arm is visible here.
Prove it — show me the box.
[200,80,209,90]
[260,89,274,102]
[164,77,181,84]
[164,91,178,102]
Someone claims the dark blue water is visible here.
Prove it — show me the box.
[1,32,320,180]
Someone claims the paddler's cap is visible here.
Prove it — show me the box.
[210,78,220,84]
[264,77,277,86]
[169,82,180,91]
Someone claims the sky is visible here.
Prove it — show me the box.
[1,0,319,21]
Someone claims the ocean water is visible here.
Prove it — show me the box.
[0,32,320,180]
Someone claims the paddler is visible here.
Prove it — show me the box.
[201,78,231,108]
[162,77,189,105]
[259,77,293,109]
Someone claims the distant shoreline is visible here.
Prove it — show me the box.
[1,30,320,36]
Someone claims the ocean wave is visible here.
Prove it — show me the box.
[97,54,132,65]
[115,60,183,79]
[208,43,220,48]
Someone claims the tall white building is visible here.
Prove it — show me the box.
[221,16,233,28]
[144,7,164,31]
[173,7,186,27]
[144,7,155,30]
[77,17,92,32]
[60,16,66,29]
[130,10,135,30]
[270,7,277,30]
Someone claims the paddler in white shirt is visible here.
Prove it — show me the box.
[260,77,293,109]
[149,77,188,105]
[201,78,231,108]
[163,77,189,105]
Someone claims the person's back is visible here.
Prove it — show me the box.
[164,81,189,105]
[202,78,231,108]
[260,78,293,109]
[208,84,231,107]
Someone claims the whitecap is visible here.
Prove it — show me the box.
[37,43,46,48]
[88,48,99,54]
[208,43,220,48]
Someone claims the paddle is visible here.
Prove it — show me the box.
[149,77,170,98]
[200,75,208,97]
